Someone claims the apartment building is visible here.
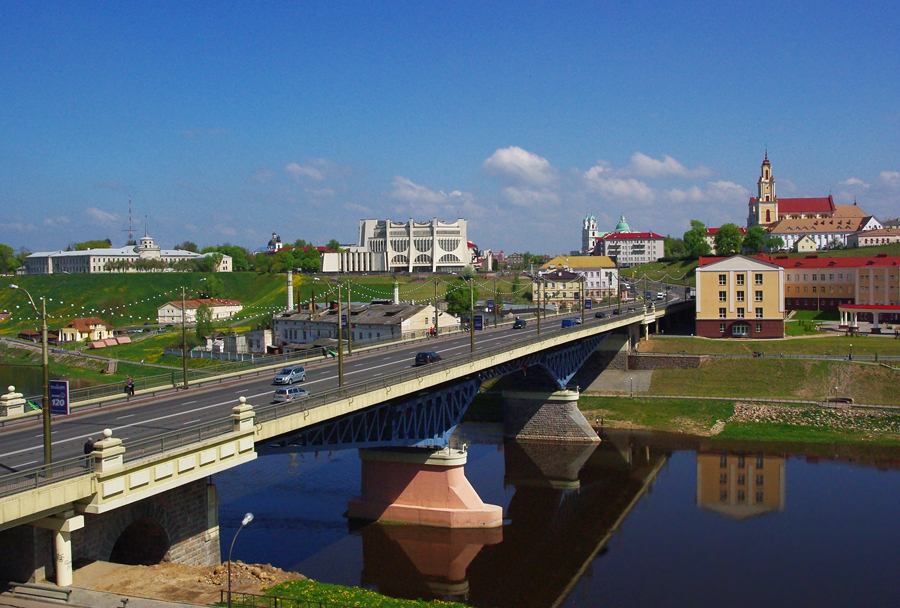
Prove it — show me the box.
[696,255,785,338]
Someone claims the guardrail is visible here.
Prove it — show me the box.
[0,454,93,499]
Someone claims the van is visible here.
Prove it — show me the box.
[415,352,441,366]
[273,386,310,402]
[561,319,577,328]
[273,365,306,384]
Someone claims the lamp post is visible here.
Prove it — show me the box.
[336,281,344,386]
[345,281,352,355]
[581,275,586,325]
[849,343,853,361]
[227,512,254,608]
[536,277,542,336]
[433,278,439,337]
[468,276,475,353]
[10,284,51,466]
[181,278,207,389]
[630,376,634,398]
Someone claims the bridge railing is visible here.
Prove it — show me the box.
[0,454,93,499]
[122,417,236,464]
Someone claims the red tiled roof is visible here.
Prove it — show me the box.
[706,227,747,235]
[776,196,836,215]
[597,232,664,240]
[838,304,900,311]
[756,254,900,269]
[64,317,113,332]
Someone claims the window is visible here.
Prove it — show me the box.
[755,273,763,285]
[812,286,817,294]
[755,290,763,302]
[755,307,763,319]
[736,275,745,286]
[719,456,727,468]
[755,492,764,503]
[737,490,746,502]
[738,457,745,468]
[736,291,745,302]
[718,274,726,285]
[719,474,728,485]
[755,475,764,485]
[719,307,727,318]
[737,307,745,319]
[720,490,728,501]
[829,274,834,281]
[803,274,808,281]
[737,474,746,485]
[756,323,763,333]
[719,323,726,333]
[719,290,727,301]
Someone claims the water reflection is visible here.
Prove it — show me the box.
[696,452,785,519]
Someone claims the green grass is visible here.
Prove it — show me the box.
[619,260,697,285]
[262,579,468,608]
[644,335,900,358]
[579,396,734,435]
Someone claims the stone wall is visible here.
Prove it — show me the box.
[627,353,707,370]
[0,524,53,583]
[502,390,599,442]
[73,479,220,567]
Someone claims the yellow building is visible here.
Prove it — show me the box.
[532,269,585,310]
[539,255,618,301]
[58,317,114,343]
[696,452,785,519]
[696,255,785,338]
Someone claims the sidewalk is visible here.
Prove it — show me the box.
[0,587,210,608]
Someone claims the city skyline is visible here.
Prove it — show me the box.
[2,1,898,254]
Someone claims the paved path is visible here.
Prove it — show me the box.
[0,588,209,608]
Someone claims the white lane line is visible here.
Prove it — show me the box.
[182,419,201,425]
[13,461,37,468]
[182,400,197,405]
[116,414,135,420]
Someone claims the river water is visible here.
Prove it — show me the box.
[213,425,900,608]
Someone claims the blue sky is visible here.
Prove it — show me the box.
[2,1,898,255]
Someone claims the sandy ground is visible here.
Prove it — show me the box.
[72,561,306,605]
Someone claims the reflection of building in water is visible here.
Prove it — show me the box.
[696,453,785,518]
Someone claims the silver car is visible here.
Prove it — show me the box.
[273,365,306,384]
[273,386,310,402]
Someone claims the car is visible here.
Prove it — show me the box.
[512,318,526,329]
[612,308,620,315]
[272,386,310,402]
[273,365,306,384]
[561,319,577,328]
[595,311,607,319]
[627,306,636,312]
[574,318,582,324]
[415,351,442,366]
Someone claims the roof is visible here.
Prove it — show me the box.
[776,195,836,215]
[756,254,900,269]
[766,215,868,235]
[853,227,900,237]
[834,204,868,218]
[540,255,616,270]
[596,231,664,241]
[540,269,582,281]
[63,317,113,331]
[838,304,900,311]
[697,255,783,271]
[164,298,243,310]
[706,227,747,235]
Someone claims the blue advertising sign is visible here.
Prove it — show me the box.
[341,314,348,328]
[487,299,495,311]
[473,315,484,330]
[585,299,592,310]
[49,380,70,415]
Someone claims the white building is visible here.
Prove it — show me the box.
[25,230,231,275]
[321,218,469,274]
[539,255,619,300]
[592,216,664,265]
[581,213,607,254]
[157,298,244,325]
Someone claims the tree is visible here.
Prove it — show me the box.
[175,241,199,253]
[69,239,112,251]
[714,223,743,256]
[325,239,342,251]
[205,276,225,298]
[742,226,767,254]
[445,273,479,315]
[195,304,213,340]
[0,243,17,273]
[764,235,785,252]
[203,252,224,273]
[664,236,687,259]
[683,221,711,259]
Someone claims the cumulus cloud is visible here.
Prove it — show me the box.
[501,187,560,207]
[390,177,452,205]
[880,171,900,186]
[839,177,869,188]
[583,165,654,201]
[482,146,556,186]
[625,152,711,179]
[85,207,119,224]
[43,216,70,227]
[286,163,325,181]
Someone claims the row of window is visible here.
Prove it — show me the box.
[719,307,764,319]
[718,290,764,302]
[786,285,851,294]
[719,474,765,486]
[718,273,764,286]
[787,273,848,282]
[720,322,764,335]
[720,490,765,503]
[719,456,765,469]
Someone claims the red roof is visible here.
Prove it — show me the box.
[838,304,900,311]
[756,254,900,269]
[64,317,113,331]
[706,227,747,235]
[597,232,664,241]
[776,195,835,215]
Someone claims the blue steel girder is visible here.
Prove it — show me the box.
[266,377,482,453]
[531,332,607,389]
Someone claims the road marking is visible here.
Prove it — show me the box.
[182,400,197,405]
[14,461,37,468]
[182,419,201,425]
[116,414,135,420]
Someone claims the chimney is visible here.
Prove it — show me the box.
[286,272,294,311]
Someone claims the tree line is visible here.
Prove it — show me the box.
[663,221,786,261]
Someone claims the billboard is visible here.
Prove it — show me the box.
[49,380,70,415]
[474,315,484,330]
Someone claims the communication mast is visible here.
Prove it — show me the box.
[122,197,136,243]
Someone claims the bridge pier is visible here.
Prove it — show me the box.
[502,389,600,442]
[347,447,502,528]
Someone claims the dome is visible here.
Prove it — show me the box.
[615,215,630,232]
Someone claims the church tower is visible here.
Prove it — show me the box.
[749,151,778,227]
[582,212,599,253]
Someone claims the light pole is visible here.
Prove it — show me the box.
[345,281,352,355]
[181,278,207,389]
[227,512,254,608]
[630,377,634,398]
[10,284,51,466]
[581,275,586,325]
[849,343,853,361]
[468,276,475,353]
[536,277,542,336]
[433,278,439,337]
[336,281,344,386]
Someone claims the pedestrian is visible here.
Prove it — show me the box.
[126,376,135,395]
[84,437,94,454]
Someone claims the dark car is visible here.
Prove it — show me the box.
[595,311,607,319]
[512,318,526,329]
[415,351,442,366]
[627,306,636,312]
[612,308,620,315]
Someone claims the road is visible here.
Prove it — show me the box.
[0,293,680,474]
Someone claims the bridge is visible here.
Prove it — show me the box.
[0,300,691,586]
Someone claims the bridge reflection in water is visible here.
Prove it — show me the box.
[355,428,669,607]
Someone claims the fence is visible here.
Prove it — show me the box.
[0,454,93,499]
[221,591,359,608]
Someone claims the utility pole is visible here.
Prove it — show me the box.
[493,277,498,328]
[336,282,344,386]
[581,275,586,325]
[536,277,542,336]
[346,282,352,354]
[433,278,439,337]
[469,277,475,353]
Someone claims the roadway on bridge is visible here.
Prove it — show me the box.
[0,294,680,473]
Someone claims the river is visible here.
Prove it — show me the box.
[214,424,900,607]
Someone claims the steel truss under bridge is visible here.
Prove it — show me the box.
[261,332,609,454]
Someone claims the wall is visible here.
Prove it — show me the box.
[627,353,707,370]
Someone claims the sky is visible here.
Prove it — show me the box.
[2,1,899,256]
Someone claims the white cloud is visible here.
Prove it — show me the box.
[389,177,451,205]
[85,207,119,225]
[839,177,869,188]
[482,146,555,185]
[625,152,711,179]
[285,163,325,181]
[251,168,275,183]
[43,216,70,227]
[668,181,749,204]
[583,165,654,201]
[501,187,560,207]
[880,171,900,186]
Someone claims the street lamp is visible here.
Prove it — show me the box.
[227,512,254,608]
[630,377,634,398]
[849,343,853,361]
[10,284,51,466]
[181,278,207,389]
[468,275,475,353]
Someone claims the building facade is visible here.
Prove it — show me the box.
[581,213,606,254]
[532,269,585,310]
[590,215,664,265]
[695,256,785,338]
[25,231,231,275]
[157,299,244,325]
[848,227,900,248]
[58,317,114,343]
[539,255,618,301]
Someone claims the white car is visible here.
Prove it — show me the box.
[273,365,306,384]
[273,386,310,402]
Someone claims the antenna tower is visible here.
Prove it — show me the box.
[122,197,135,242]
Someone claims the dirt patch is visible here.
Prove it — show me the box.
[73,560,306,605]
